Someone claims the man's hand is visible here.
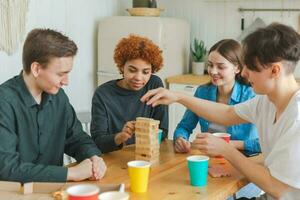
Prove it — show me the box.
[140,87,181,107]
[67,159,93,181]
[89,155,107,180]
[191,133,232,156]
[174,137,191,153]
[114,121,135,145]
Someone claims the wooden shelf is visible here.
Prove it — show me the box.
[166,74,210,85]
[167,74,300,85]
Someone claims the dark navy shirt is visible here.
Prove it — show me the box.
[91,75,168,153]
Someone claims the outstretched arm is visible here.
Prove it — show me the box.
[141,87,247,126]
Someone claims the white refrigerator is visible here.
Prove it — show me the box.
[97,16,190,86]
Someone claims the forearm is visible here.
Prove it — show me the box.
[176,92,244,126]
[174,110,199,141]
[224,147,289,199]
[230,140,244,150]
[174,127,190,141]
[65,133,101,162]
[0,159,67,183]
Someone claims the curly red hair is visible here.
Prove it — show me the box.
[113,35,163,73]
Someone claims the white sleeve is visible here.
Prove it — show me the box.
[233,96,261,124]
[265,121,300,188]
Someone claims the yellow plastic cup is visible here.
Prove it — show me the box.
[127,160,151,193]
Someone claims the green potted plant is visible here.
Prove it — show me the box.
[191,38,207,75]
[132,0,157,8]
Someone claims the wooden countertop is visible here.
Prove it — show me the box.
[166,74,210,85]
[167,74,300,86]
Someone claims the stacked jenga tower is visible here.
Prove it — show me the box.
[135,117,160,164]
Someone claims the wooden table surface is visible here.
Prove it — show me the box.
[100,140,262,200]
[0,140,261,199]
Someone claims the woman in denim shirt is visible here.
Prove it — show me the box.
[174,39,261,154]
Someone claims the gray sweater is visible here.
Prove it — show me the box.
[91,75,168,153]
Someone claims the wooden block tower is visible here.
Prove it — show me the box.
[135,117,160,164]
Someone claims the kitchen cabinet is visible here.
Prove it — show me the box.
[166,74,210,140]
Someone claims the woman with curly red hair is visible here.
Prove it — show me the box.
[90,35,168,153]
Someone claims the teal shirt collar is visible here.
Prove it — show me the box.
[230,81,242,103]
[207,81,241,104]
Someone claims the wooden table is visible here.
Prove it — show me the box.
[101,140,261,200]
[0,140,261,199]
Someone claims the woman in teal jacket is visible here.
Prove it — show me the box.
[174,39,261,153]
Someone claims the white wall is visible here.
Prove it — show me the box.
[159,0,300,48]
[1,0,300,112]
[0,0,130,112]
[158,0,300,76]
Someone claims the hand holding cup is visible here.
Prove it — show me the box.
[191,133,230,157]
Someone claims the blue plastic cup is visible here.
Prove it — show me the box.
[158,129,163,144]
[187,155,209,186]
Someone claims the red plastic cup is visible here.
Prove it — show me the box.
[212,133,231,158]
[212,133,230,143]
[66,184,99,200]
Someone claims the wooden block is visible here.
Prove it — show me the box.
[136,117,159,122]
[135,145,160,151]
[135,139,159,145]
[135,134,158,139]
[135,117,161,161]
[136,134,158,139]
[135,141,158,145]
[136,117,151,121]
[135,130,158,136]
[21,182,33,194]
[136,148,159,156]
[0,181,21,192]
[136,134,158,140]
[135,128,158,133]
[136,146,160,151]
[135,143,159,150]
[136,117,160,126]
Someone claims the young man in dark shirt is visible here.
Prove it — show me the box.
[0,28,106,182]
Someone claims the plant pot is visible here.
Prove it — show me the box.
[192,62,205,75]
[133,0,150,8]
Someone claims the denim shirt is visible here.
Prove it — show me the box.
[174,81,261,153]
